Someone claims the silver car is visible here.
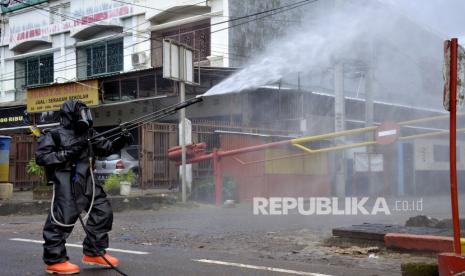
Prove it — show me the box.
[94,145,140,186]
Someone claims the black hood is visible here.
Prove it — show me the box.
[59,100,87,129]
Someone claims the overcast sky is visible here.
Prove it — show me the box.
[380,0,465,41]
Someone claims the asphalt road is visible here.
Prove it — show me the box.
[0,199,449,276]
[1,236,395,276]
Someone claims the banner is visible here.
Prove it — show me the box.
[27,80,99,112]
[8,0,132,48]
[0,106,25,128]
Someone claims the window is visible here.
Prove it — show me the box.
[21,54,54,86]
[125,147,139,160]
[102,81,120,102]
[139,75,155,98]
[121,78,137,100]
[100,70,177,103]
[151,20,210,67]
[156,70,174,94]
[86,39,123,77]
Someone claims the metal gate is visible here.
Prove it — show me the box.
[140,121,293,189]
[9,135,39,190]
[140,123,178,188]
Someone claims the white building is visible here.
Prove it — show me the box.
[0,0,235,107]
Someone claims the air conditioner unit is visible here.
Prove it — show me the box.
[131,52,148,67]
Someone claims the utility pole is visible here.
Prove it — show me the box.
[334,62,346,197]
[365,35,376,196]
[162,39,195,204]
[333,0,346,198]
[365,68,375,196]
[180,82,187,203]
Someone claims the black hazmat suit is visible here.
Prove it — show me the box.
[35,100,130,265]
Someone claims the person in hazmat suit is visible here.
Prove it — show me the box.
[35,100,133,274]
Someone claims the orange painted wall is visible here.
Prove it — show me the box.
[219,134,331,202]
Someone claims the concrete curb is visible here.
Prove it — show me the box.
[0,195,177,216]
[401,262,439,276]
[385,233,453,253]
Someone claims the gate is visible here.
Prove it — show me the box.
[140,121,294,189]
[9,135,39,190]
[140,123,178,188]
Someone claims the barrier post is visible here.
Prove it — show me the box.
[213,149,223,206]
[449,38,461,255]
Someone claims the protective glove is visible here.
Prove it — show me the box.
[58,140,88,161]
[111,132,134,152]
[122,131,134,145]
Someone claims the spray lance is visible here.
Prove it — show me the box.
[29,95,203,276]
[89,95,203,143]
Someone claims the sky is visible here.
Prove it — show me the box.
[380,0,465,41]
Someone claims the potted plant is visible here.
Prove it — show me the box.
[26,158,52,200]
[191,175,237,204]
[103,170,135,196]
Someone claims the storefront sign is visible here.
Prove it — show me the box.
[0,106,25,128]
[27,80,99,112]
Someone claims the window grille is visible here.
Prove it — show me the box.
[86,39,123,77]
[24,54,54,86]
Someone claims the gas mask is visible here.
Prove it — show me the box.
[75,107,93,134]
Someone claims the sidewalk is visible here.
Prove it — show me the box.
[0,188,177,216]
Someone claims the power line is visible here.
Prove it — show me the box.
[0,0,316,83]
[111,0,303,23]
[110,0,212,17]
[1,0,213,79]
[211,0,315,34]
[0,0,308,83]
[5,0,208,76]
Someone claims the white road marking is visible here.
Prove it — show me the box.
[9,238,149,255]
[193,259,333,276]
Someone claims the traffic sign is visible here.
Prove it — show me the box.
[375,122,400,145]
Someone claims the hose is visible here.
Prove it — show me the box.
[49,159,96,228]
[50,136,129,276]
[73,158,128,276]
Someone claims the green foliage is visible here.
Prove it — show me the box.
[103,170,136,193]
[26,158,46,186]
[192,175,237,203]
[222,176,237,201]
[192,179,214,202]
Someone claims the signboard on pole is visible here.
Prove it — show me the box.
[162,39,195,84]
[162,39,197,203]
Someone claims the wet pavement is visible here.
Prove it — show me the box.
[0,200,450,275]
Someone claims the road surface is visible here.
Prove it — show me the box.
[0,200,445,275]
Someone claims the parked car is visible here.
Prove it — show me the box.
[94,145,140,186]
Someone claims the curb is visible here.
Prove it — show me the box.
[385,233,453,252]
[401,262,439,276]
[0,195,177,216]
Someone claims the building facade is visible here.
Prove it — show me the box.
[0,0,452,198]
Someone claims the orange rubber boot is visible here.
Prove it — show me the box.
[45,261,80,274]
[82,253,120,268]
